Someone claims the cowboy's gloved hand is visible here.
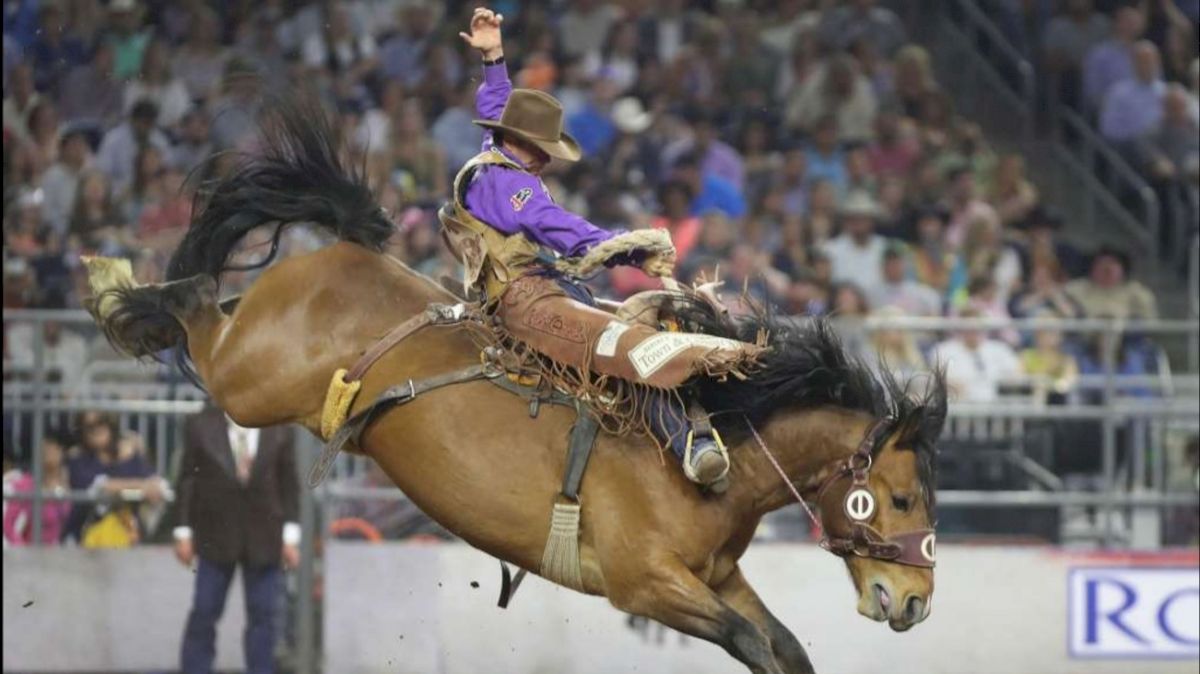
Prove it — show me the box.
[641,250,677,278]
[459,7,504,60]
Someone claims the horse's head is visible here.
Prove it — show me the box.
[814,401,944,632]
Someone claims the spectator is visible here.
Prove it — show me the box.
[123,38,191,130]
[821,191,889,291]
[4,313,88,386]
[388,98,447,204]
[651,180,702,264]
[63,413,163,544]
[301,3,378,86]
[1135,84,1200,187]
[829,282,871,353]
[378,3,436,87]
[987,154,1039,227]
[1099,41,1166,144]
[1081,5,1145,110]
[23,100,62,174]
[1065,246,1159,320]
[606,96,664,190]
[942,163,999,251]
[585,18,640,94]
[803,115,849,196]
[817,0,907,57]
[39,127,92,234]
[170,108,214,175]
[175,407,299,674]
[933,308,1025,403]
[962,214,1022,304]
[172,5,228,101]
[786,54,878,144]
[208,58,262,151]
[95,99,170,193]
[58,41,124,129]
[867,244,942,317]
[119,144,166,226]
[1016,206,1087,280]
[1042,0,1110,106]
[865,107,921,177]
[567,75,620,157]
[868,305,929,381]
[2,63,40,142]
[25,4,89,93]
[68,170,123,255]
[888,44,938,119]
[105,0,149,82]
[662,110,745,191]
[771,148,809,219]
[1010,262,1084,320]
[962,276,1020,347]
[136,168,192,253]
[432,80,485,173]
[672,151,746,219]
[558,0,621,59]
[1020,318,1080,404]
[2,432,71,546]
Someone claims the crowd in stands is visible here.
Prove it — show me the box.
[3,411,169,547]
[983,0,1199,256]
[2,1,1189,547]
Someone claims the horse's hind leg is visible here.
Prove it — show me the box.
[715,567,815,674]
[608,555,785,674]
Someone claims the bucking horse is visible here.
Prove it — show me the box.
[84,98,946,674]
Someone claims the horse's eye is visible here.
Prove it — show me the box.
[892,495,911,512]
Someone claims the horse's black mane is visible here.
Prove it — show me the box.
[678,299,947,506]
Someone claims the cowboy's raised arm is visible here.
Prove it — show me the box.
[460,8,509,147]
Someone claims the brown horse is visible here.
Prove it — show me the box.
[86,100,946,674]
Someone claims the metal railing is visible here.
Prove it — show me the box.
[1051,107,1161,258]
[939,0,1037,149]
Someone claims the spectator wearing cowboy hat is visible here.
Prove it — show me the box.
[821,190,891,292]
[1064,245,1159,320]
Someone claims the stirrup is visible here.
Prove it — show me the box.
[682,428,730,485]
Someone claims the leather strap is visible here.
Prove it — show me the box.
[497,561,527,608]
[561,408,600,501]
[344,304,470,382]
[308,363,499,487]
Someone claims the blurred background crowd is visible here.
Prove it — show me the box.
[2,0,1198,549]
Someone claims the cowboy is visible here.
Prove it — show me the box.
[448,8,760,488]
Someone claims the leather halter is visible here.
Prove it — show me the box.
[748,416,936,569]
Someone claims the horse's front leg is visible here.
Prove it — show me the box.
[714,567,815,674]
[607,554,785,674]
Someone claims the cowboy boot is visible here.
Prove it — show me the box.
[681,403,730,492]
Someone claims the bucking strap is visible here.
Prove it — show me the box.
[562,408,600,501]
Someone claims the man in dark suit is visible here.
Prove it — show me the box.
[174,406,300,674]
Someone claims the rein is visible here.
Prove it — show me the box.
[744,416,936,569]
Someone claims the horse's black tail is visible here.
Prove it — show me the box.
[166,95,393,283]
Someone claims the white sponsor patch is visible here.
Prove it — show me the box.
[595,321,630,357]
[627,333,744,378]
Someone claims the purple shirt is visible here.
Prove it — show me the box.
[1099,79,1165,143]
[464,63,614,258]
[1082,40,1134,109]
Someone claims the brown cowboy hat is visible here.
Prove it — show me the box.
[474,89,582,162]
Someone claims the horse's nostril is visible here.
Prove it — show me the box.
[904,595,924,621]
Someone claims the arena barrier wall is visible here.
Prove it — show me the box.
[4,543,1197,673]
[324,543,1198,674]
[2,548,247,672]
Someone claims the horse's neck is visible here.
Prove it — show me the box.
[735,408,873,516]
